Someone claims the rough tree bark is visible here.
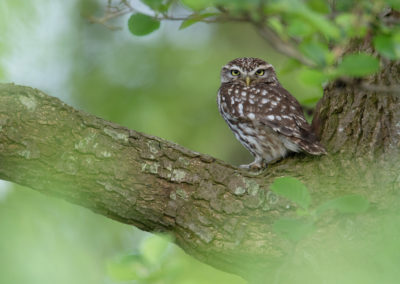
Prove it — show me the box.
[0,56,399,282]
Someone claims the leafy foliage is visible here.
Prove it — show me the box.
[107,235,171,281]
[121,0,399,102]
[128,13,160,36]
[374,33,400,60]
[141,0,171,12]
[107,234,244,283]
[335,53,380,77]
[271,176,369,242]
[179,13,218,29]
[271,176,311,210]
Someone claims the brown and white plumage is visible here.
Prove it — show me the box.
[217,57,326,169]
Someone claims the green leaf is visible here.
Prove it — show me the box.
[179,18,199,30]
[374,34,400,60]
[142,0,164,11]
[306,0,330,14]
[268,0,340,39]
[273,218,315,242]
[107,254,149,281]
[268,17,285,37]
[303,12,340,39]
[298,68,328,86]
[387,0,400,10]
[287,18,313,38]
[128,13,160,36]
[179,13,219,30]
[270,177,311,209]
[316,194,369,215]
[335,13,354,28]
[335,53,380,77]
[300,41,330,66]
[334,0,354,11]
[180,0,213,11]
[140,235,170,265]
[279,58,302,75]
[335,13,367,38]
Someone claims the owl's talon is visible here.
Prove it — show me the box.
[239,160,265,170]
[239,164,251,169]
[250,164,263,170]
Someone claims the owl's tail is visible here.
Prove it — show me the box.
[292,121,327,155]
[301,140,327,155]
[292,134,327,155]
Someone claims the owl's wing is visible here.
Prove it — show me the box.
[260,114,326,155]
[258,86,326,155]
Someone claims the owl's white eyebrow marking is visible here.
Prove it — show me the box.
[262,90,268,96]
[248,113,255,119]
[227,64,244,73]
[261,98,269,104]
[257,64,273,69]
[267,115,275,120]
[238,103,244,115]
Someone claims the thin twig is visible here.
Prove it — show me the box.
[254,24,315,67]
[88,0,316,66]
[360,83,400,94]
[88,3,247,28]
[336,77,400,95]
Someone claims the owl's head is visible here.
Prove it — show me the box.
[220,57,278,87]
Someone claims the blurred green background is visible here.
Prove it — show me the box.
[0,0,322,283]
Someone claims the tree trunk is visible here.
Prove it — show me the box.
[0,54,399,281]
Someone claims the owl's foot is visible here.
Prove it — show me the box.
[239,158,266,170]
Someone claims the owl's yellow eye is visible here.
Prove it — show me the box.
[255,69,265,76]
[231,69,240,76]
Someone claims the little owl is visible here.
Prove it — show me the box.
[217,57,326,169]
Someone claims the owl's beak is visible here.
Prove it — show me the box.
[245,76,251,87]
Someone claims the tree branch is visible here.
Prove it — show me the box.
[87,1,313,66]
[253,24,315,66]
[1,82,399,281]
